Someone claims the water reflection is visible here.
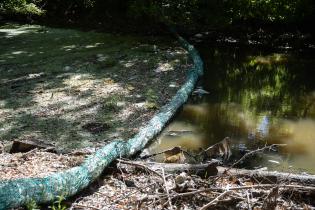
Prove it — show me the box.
[147,45,315,173]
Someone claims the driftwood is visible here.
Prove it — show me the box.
[119,160,315,185]
[118,160,220,177]
[217,166,315,185]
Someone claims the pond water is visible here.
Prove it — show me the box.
[146,42,315,174]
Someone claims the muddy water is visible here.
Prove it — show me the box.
[146,44,315,173]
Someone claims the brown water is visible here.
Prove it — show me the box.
[146,44,315,173]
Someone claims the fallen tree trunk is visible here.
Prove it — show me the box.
[0,33,204,209]
[120,161,315,185]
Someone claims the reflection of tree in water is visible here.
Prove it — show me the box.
[174,46,315,159]
[179,103,249,143]
[200,46,315,119]
[175,46,315,172]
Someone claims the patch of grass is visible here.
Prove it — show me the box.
[25,199,39,210]
[0,23,190,150]
[101,95,121,112]
[51,195,67,210]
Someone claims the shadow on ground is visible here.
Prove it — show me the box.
[0,22,191,151]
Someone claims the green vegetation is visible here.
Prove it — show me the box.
[25,199,39,210]
[0,23,189,151]
[1,0,314,32]
[51,195,67,210]
[203,48,315,119]
[24,195,67,210]
[0,0,44,16]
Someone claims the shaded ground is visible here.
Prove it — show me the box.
[0,23,191,151]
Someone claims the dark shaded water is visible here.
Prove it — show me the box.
[147,42,315,173]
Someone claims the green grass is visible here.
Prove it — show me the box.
[0,23,190,151]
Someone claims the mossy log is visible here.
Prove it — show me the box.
[0,33,203,209]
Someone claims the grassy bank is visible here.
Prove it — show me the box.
[0,23,191,151]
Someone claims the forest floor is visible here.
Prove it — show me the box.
[0,22,192,209]
[0,22,190,152]
[1,23,315,210]
[3,147,315,210]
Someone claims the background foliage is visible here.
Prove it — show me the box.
[1,0,314,32]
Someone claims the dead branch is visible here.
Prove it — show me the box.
[172,184,315,200]
[119,160,315,185]
[217,166,315,185]
[117,159,163,179]
[118,160,219,175]
[226,144,286,172]
[161,168,173,209]
[262,186,278,210]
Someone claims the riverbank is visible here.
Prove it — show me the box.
[0,22,192,179]
[0,22,204,209]
[1,22,315,210]
[0,22,191,152]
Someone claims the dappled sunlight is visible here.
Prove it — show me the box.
[116,103,136,120]
[167,48,189,56]
[0,23,190,151]
[0,72,45,84]
[11,50,27,55]
[0,25,41,38]
[60,43,105,51]
[155,62,175,73]
[120,58,139,68]
[61,45,77,51]
[85,42,104,49]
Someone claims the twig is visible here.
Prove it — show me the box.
[246,191,252,210]
[161,167,173,210]
[262,186,278,209]
[223,144,286,175]
[117,158,163,179]
[21,148,39,158]
[113,182,157,203]
[171,184,315,200]
[68,196,83,210]
[73,203,101,210]
[136,194,163,210]
[200,190,231,210]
